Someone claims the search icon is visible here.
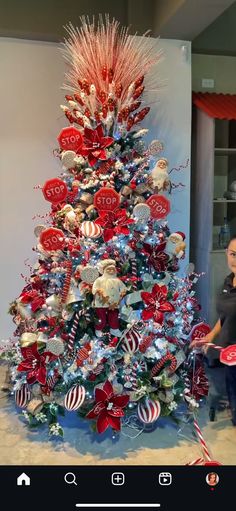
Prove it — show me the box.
[64,472,77,485]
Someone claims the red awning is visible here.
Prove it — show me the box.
[192,92,236,120]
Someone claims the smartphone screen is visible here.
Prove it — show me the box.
[0,6,235,511]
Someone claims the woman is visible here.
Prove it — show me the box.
[191,236,236,426]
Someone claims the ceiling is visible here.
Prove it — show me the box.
[0,0,236,54]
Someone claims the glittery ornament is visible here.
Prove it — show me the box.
[61,150,77,169]
[148,140,164,155]
[47,337,64,356]
[133,203,151,222]
[80,266,99,284]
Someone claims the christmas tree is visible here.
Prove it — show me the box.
[1,17,208,438]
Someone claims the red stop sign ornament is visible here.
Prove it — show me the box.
[40,228,65,251]
[42,178,68,204]
[190,322,211,342]
[94,188,120,212]
[220,344,236,366]
[146,194,170,219]
[57,127,83,152]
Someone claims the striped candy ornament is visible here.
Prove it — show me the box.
[120,324,142,355]
[61,260,72,304]
[137,398,161,424]
[76,344,91,367]
[15,384,31,408]
[64,384,86,411]
[81,221,101,239]
[139,334,154,353]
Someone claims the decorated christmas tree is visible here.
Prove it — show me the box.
[1,17,208,439]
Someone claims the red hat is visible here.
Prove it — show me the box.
[174,231,186,240]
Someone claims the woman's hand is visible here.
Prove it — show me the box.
[190,332,214,350]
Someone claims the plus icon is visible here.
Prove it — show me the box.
[111,472,125,486]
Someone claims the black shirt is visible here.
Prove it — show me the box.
[216,272,236,348]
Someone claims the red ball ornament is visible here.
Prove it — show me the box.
[40,228,65,251]
[64,385,86,411]
[42,178,68,204]
[57,127,83,152]
[137,398,161,424]
[146,195,171,220]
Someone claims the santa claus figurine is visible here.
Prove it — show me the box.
[165,232,186,259]
[92,259,127,337]
[149,157,170,192]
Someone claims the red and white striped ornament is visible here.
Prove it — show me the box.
[61,260,72,304]
[81,221,101,239]
[121,324,142,355]
[15,384,31,408]
[137,398,161,424]
[64,384,86,411]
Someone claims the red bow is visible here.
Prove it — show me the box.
[96,209,134,242]
[141,284,175,324]
[19,289,45,312]
[79,124,114,166]
[17,342,57,385]
[86,381,129,434]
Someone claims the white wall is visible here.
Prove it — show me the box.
[0,37,191,338]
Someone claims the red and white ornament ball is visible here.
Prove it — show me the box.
[81,221,102,239]
[15,384,31,408]
[137,398,161,424]
[64,385,86,411]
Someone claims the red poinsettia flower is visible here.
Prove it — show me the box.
[79,124,114,166]
[96,209,134,242]
[86,380,129,434]
[141,284,175,324]
[17,342,57,385]
[142,242,169,272]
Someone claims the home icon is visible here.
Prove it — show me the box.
[17,473,31,486]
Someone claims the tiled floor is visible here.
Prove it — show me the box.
[0,364,235,465]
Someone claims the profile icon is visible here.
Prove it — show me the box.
[206,472,219,486]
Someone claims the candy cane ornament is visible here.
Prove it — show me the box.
[193,418,212,461]
[151,353,177,377]
[130,257,138,290]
